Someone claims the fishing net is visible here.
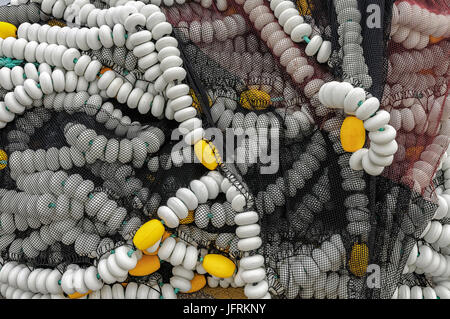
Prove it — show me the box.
[0,0,448,300]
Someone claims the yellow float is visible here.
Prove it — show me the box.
[349,243,369,277]
[0,150,7,170]
[47,19,66,27]
[129,255,160,276]
[239,89,271,110]
[68,290,91,299]
[183,274,206,293]
[194,139,220,170]
[297,0,312,15]
[142,231,171,255]
[179,210,195,224]
[340,116,366,153]
[202,254,236,278]
[0,22,17,39]
[429,35,445,44]
[132,219,165,250]
[405,146,424,162]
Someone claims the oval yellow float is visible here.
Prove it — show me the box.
[0,150,7,170]
[142,231,171,255]
[0,22,17,39]
[239,89,271,110]
[179,210,195,224]
[202,254,236,278]
[340,116,366,153]
[68,290,91,299]
[129,255,160,276]
[133,219,165,250]
[182,274,206,293]
[349,243,369,277]
[194,139,220,171]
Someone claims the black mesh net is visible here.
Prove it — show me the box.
[0,0,448,300]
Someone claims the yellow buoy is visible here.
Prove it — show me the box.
[0,22,17,39]
[239,89,271,110]
[0,150,7,170]
[429,35,445,44]
[297,0,312,14]
[349,243,369,277]
[133,219,165,250]
[47,19,67,27]
[202,254,236,278]
[340,116,366,152]
[142,231,171,255]
[179,210,195,224]
[68,290,91,299]
[129,255,160,276]
[182,274,206,293]
[194,139,220,170]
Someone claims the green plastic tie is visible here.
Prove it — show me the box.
[48,203,56,208]
[207,213,213,219]
[123,70,129,75]
[357,100,363,107]
[5,106,10,112]
[124,34,128,39]
[199,257,203,262]
[270,96,284,102]
[127,249,135,257]
[303,36,310,43]
[96,273,101,280]
[378,127,385,132]
[73,58,78,64]
[22,73,26,79]
[174,288,179,294]
[61,181,65,186]
[161,220,165,225]
[88,193,94,199]
[36,83,40,88]
[89,139,93,145]
[110,249,115,254]
[58,280,61,285]
[0,57,23,68]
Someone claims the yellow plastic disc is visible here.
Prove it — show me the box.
[429,35,445,44]
[202,254,236,278]
[68,290,91,299]
[129,255,160,276]
[132,219,165,251]
[297,0,312,15]
[239,89,271,110]
[47,19,67,27]
[179,210,195,224]
[142,231,171,255]
[182,274,206,293]
[0,22,17,39]
[194,139,220,171]
[349,243,369,277]
[340,116,366,153]
[0,150,7,170]
[405,146,424,161]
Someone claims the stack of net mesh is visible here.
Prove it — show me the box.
[0,0,448,299]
